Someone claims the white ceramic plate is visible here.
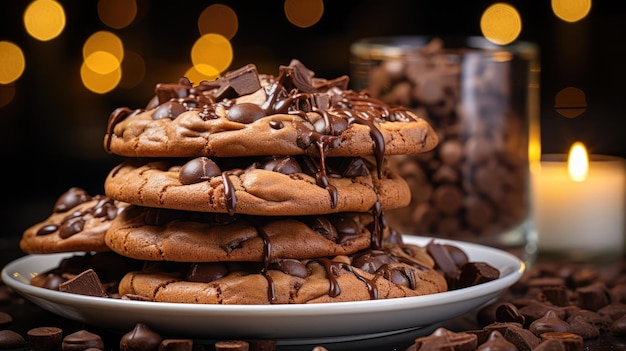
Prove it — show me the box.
[2,236,523,343]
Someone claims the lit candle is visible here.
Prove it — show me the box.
[531,142,626,260]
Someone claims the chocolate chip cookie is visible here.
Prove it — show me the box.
[117,240,448,304]
[20,188,128,254]
[104,60,438,159]
[104,156,410,215]
[105,205,382,262]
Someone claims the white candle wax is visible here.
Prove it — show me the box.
[532,154,626,254]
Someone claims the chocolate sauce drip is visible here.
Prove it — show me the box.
[314,142,338,209]
[370,201,384,249]
[221,171,236,216]
[317,258,378,300]
[248,220,277,303]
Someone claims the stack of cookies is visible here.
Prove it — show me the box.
[21,60,466,304]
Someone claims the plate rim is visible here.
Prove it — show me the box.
[1,235,524,340]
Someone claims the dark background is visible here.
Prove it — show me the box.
[1,0,625,245]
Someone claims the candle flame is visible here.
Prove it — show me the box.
[568,142,588,182]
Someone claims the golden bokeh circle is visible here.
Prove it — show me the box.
[480,3,522,45]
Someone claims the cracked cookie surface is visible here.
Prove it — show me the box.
[105,205,382,262]
[117,240,448,304]
[104,156,410,215]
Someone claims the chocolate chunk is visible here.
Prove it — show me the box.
[179,157,222,185]
[224,64,261,96]
[62,330,104,351]
[426,241,460,285]
[542,286,571,306]
[58,269,108,297]
[226,103,266,124]
[152,101,187,120]
[159,339,193,351]
[27,327,63,351]
[215,340,249,351]
[576,282,611,311]
[502,324,541,351]
[495,302,526,325]
[455,261,500,289]
[120,323,162,351]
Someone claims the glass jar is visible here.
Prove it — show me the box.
[350,36,540,262]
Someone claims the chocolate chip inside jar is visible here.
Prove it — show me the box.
[351,36,536,254]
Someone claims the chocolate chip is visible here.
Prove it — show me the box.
[152,101,187,120]
[226,103,266,124]
[0,312,11,328]
[529,310,570,335]
[54,187,91,213]
[27,327,63,351]
[186,262,229,283]
[477,331,517,351]
[269,259,309,278]
[120,323,162,351]
[62,330,104,351]
[179,157,222,185]
[58,216,85,239]
[0,330,25,349]
[409,328,477,351]
[260,156,301,174]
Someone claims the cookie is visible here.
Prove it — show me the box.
[103,60,438,159]
[117,240,448,304]
[104,155,411,215]
[20,188,128,254]
[105,205,383,262]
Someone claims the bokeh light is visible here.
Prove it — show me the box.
[284,0,324,28]
[80,61,122,94]
[552,0,591,23]
[98,0,138,29]
[82,31,124,76]
[83,31,124,63]
[0,41,26,84]
[555,86,587,118]
[480,3,522,45]
[191,33,233,75]
[198,4,238,40]
[0,84,16,108]
[23,0,66,41]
